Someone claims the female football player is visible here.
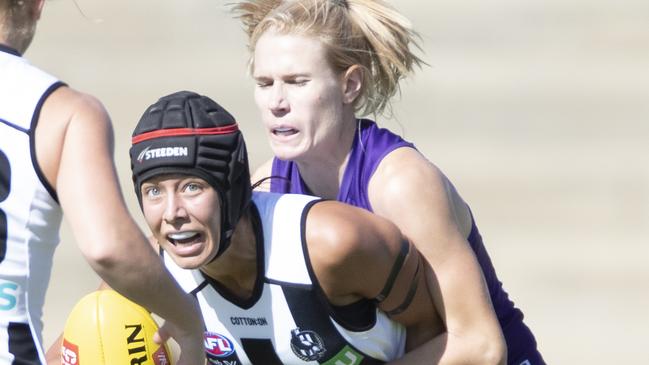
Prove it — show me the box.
[233,1,544,363]
[0,1,203,363]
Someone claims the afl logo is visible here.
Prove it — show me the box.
[204,332,235,358]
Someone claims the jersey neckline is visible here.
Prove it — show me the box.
[0,44,21,57]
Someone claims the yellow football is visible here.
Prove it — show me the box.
[60,289,173,365]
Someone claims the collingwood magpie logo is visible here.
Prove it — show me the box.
[137,145,189,163]
[290,328,326,361]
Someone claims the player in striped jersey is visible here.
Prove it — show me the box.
[0,1,204,363]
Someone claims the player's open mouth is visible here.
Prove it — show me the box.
[272,126,298,137]
[167,231,202,245]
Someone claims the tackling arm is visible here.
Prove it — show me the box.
[369,147,506,365]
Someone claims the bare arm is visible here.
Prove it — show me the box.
[306,201,445,363]
[37,87,204,365]
[368,147,506,364]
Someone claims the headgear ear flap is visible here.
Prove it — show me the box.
[130,91,252,258]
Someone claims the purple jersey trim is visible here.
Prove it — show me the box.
[270,119,413,206]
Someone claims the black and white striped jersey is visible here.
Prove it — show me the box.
[164,192,406,365]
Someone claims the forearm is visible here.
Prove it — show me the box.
[412,256,506,365]
[380,247,505,365]
[389,331,505,365]
[82,234,205,364]
[83,231,201,328]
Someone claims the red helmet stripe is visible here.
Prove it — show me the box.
[131,124,239,144]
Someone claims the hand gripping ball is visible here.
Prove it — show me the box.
[60,290,173,365]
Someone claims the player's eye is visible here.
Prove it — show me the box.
[183,182,201,193]
[255,79,273,88]
[290,78,309,86]
[143,186,160,198]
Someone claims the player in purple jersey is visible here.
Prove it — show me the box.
[233,0,544,364]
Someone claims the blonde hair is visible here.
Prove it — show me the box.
[232,0,425,116]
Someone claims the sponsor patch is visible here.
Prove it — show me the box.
[230,316,268,326]
[137,146,189,163]
[322,345,364,365]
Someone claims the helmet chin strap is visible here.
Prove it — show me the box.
[208,201,254,264]
[211,230,233,262]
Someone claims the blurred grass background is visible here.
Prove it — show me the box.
[27,0,649,363]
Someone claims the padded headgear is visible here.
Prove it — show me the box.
[130,91,251,258]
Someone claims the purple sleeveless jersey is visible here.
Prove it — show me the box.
[270,119,545,364]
